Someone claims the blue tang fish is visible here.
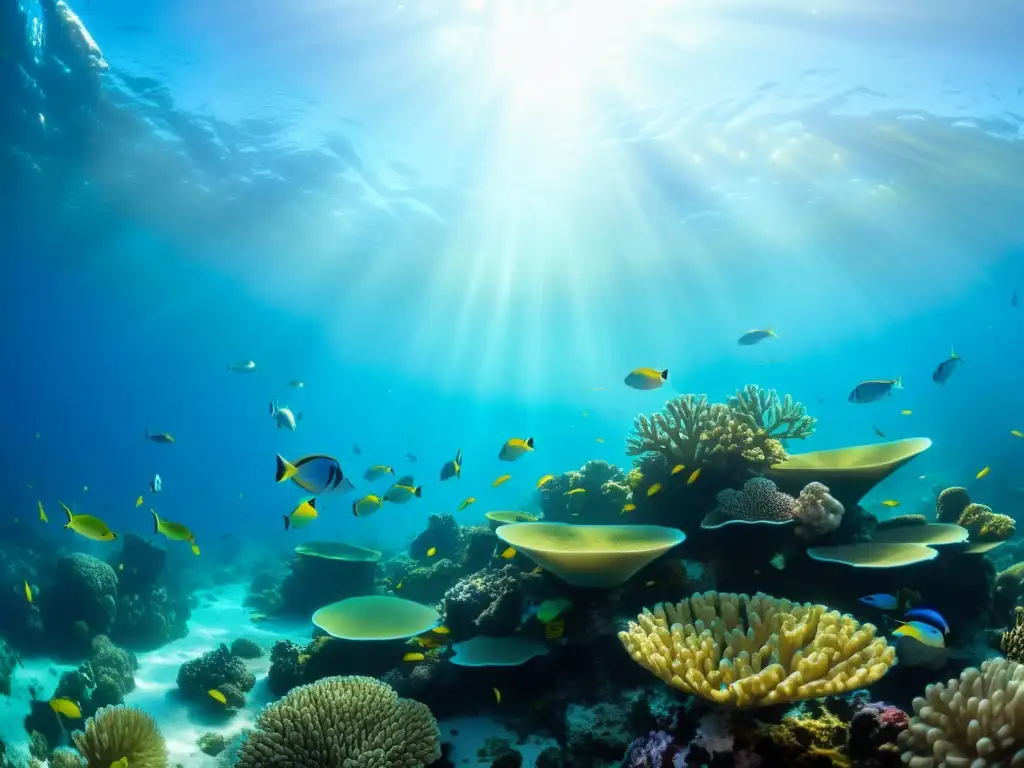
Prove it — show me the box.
[275,453,345,495]
[892,620,945,649]
[859,594,898,611]
[849,379,903,403]
[903,608,949,635]
[932,349,961,385]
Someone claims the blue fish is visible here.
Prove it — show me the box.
[903,607,949,635]
[737,328,777,346]
[274,453,345,495]
[892,620,945,649]
[932,349,961,385]
[439,449,462,481]
[849,379,903,403]
[859,594,898,610]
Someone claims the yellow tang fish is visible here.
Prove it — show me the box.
[493,474,512,488]
[395,581,404,590]
[645,580,656,587]
[595,438,605,444]
[670,464,685,475]
[352,494,384,517]
[564,488,585,496]
[426,547,437,557]
[59,502,117,542]
[976,466,990,480]
[110,758,129,768]
[403,652,425,662]
[545,617,565,640]
[500,547,516,559]
[493,687,501,704]
[151,510,195,545]
[1012,430,1024,438]
[431,625,451,635]
[647,483,662,497]
[687,468,701,485]
[498,437,534,462]
[536,474,555,489]
[37,500,47,523]
[620,503,637,514]
[208,689,227,705]
[49,698,82,718]
[901,410,913,416]
[881,500,900,507]
[135,496,143,508]
[24,580,32,603]
[383,477,423,503]
[624,367,668,390]
[283,497,318,530]
[364,465,395,482]
[457,497,476,512]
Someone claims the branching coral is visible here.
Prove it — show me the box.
[727,384,817,440]
[898,657,1024,766]
[957,503,1016,542]
[626,393,791,471]
[618,591,895,708]
[792,482,845,539]
[71,705,168,768]
[236,675,440,768]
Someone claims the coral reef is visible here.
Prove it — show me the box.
[727,384,818,439]
[266,634,413,697]
[71,705,168,768]
[622,730,681,768]
[791,482,845,539]
[958,502,1016,542]
[0,639,17,696]
[898,658,1024,765]
[41,554,118,652]
[53,635,138,718]
[441,564,544,637]
[701,476,796,528]
[409,514,461,561]
[1001,607,1024,662]
[392,558,462,604]
[538,461,633,525]
[619,591,896,707]
[196,732,226,756]
[935,486,971,523]
[176,643,255,706]
[243,571,283,615]
[279,546,378,616]
[235,675,440,767]
[110,534,190,650]
[229,637,262,659]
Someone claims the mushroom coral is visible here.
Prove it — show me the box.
[619,591,895,708]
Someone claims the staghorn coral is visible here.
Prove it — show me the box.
[627,394,789,471]
[727,384,817,439]
[71,705,168,768]
[792,482,845,539]
[898,657,1024,766]
[958,502,1016,542]
[235,675,439,768]
[1001,606,1024,662]
[619,591,895,707]
[701,476,796,528]
[936,486,971,523]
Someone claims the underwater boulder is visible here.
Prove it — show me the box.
[279,541,380,616]
[409,514,461,562]
[176,643,256,706]
[41,553,118,653]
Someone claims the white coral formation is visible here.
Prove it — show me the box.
[236,675,440,768]
[898,658,1024,767]
[792,481,844,539]
[618,591,895,708]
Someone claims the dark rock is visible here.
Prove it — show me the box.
[229,638,263,659]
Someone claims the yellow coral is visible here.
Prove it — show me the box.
[72,706,167,768]
[757,706,851,767]
[618,591,895,708]
[957,502,1016,542]
[935,486,971,523]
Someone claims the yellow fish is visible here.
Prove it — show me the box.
[37,500,47,523]
[620,503,637,514]
[901,409,913,416]
[500,547,516,559]
[457,497,476,511]
[671,464,685,475]
[624,367,668,390]
[977,466,990,480]
[493,474,512,487]
[536,475,555,489]
[283,497,318,530]
[426,547,437,557]
[59,502,117,542]
[191,543,201,556]
[49,698,81,719]
[531,566,543,574]
[352,494,384,517]
[151,510,196,546]
[645,580,656,587]
[595,438,605,444]
[545,617,565,640]
[110,758,129,768]
[24,580,32,603]
[383,478,423,503]
[493,687,501,704]
[135,496,143,508]
[498,437,534,461]
[1012,430,1024,438]
[881,500,901,507]
[647,483,662,497]
[687,468,701,485]
[403,652,425,662]
[432,626,450,635]
[396,581,404,590]
[364,465,395,481]
[565,488,585,496]
[208,689,227,705]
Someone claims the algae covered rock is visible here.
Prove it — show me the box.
[197,732,226,756]
[229,638,262,659]
[176,643,255,706]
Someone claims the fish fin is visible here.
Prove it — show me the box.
[351,501,358,516]
[283,515,291,530]
[456,448,462,464]
[275,454,297,483]
[59,501,73,528]
[893,377,903,389]
[660,369,669,380]
[397,475,415,486]
[307,497,316,509]
[768,327,777,337]
[268,401,274,415]
[526,437,535,448]
[150,509,161,534]
[414,486,423,498]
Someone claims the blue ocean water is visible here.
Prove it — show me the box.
[1,0,1024,764]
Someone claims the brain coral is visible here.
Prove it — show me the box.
[236,675,440,768]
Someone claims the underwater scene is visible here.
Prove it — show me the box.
[2,0,1024,766]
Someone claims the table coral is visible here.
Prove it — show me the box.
[619,591,895,707]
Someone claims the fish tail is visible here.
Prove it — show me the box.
[352,501,359,517]
[150,509,161,534]
[414,486,423,498]
[307,497,316,509]
[893,377,904,389]
[768,327,776,336]
[59,501,73,528]
[268,401,275,415]
[660,369,669,380]
[283,515,291,531]
[951,347,960,360]
[526,437,535,449]
[275,454,298,483]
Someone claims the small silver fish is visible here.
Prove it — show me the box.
[270,401,300,431]
[227,360,256,373]
[149,473,162,493]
